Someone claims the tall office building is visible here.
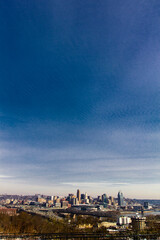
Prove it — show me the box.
[132,216,146,231]
[109,196,115,205]
[84,192,88,201]
[81,194,85,200]
[144,202,149,209]
[77,189,81,203]
[118,191,124,206]
[102,193,107,203]
[72,197,79,205]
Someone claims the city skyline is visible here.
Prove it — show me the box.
[0,1,160,198]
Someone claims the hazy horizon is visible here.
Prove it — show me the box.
[0,0,160,198]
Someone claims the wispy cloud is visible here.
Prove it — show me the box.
[0,175,12,179]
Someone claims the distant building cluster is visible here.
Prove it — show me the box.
[0,190,154,212]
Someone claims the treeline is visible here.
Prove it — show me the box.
[0,212,106,234]
[145,215,160,234]
[0,212,73,233]
[1,211,160,235]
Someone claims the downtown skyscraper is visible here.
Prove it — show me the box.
[118,191,124,207]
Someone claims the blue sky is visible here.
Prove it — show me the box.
[0,0,160,198]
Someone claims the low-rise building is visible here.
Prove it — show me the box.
[98,222,117,228]
[0,207,17,216]
[118,216,131,225]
